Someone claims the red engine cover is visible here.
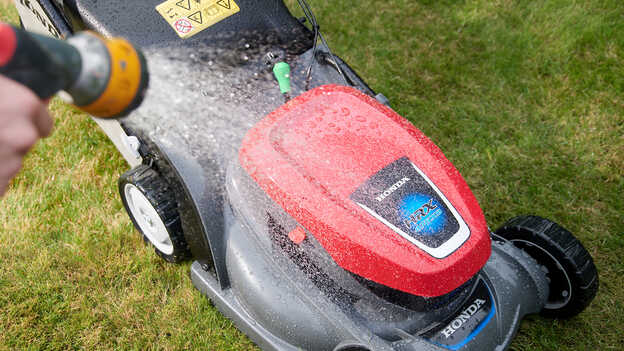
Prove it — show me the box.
[239,85,491,297]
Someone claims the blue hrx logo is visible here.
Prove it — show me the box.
[400,194,445,235]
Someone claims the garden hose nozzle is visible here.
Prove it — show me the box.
[0,22,148,118]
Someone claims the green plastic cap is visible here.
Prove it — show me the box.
[273,62,291,94]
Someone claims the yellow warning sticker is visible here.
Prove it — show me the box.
[156,0,240,39]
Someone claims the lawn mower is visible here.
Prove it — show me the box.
[11,0,598,350]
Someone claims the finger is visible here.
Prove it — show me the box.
[33,104,53,138]
[0,75,52,138]
[0,119,39,155]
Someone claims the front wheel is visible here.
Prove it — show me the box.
[495,215,598,318]
[119,164,190,263]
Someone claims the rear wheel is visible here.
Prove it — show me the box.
[495,215,598,318]
[119,164,190,263]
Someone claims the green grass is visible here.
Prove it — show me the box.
[1,0,622,350]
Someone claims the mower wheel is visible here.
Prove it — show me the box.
[119,164,190,263]
[495,215,598,318]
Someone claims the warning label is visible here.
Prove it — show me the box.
[156,0,240,39]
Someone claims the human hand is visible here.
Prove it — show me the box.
[0,74,53,196]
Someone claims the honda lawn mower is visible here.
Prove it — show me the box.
[10,0,598,350]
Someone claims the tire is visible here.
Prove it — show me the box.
[495,215,598,318]
[119,164,190,263]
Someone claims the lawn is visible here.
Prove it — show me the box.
[1,0,622,350]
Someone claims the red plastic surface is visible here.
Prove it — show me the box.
[240,85,491,297]
[0,23,17,67]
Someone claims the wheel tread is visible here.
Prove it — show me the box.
[119,164,191,263]
[495,215,598,319]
